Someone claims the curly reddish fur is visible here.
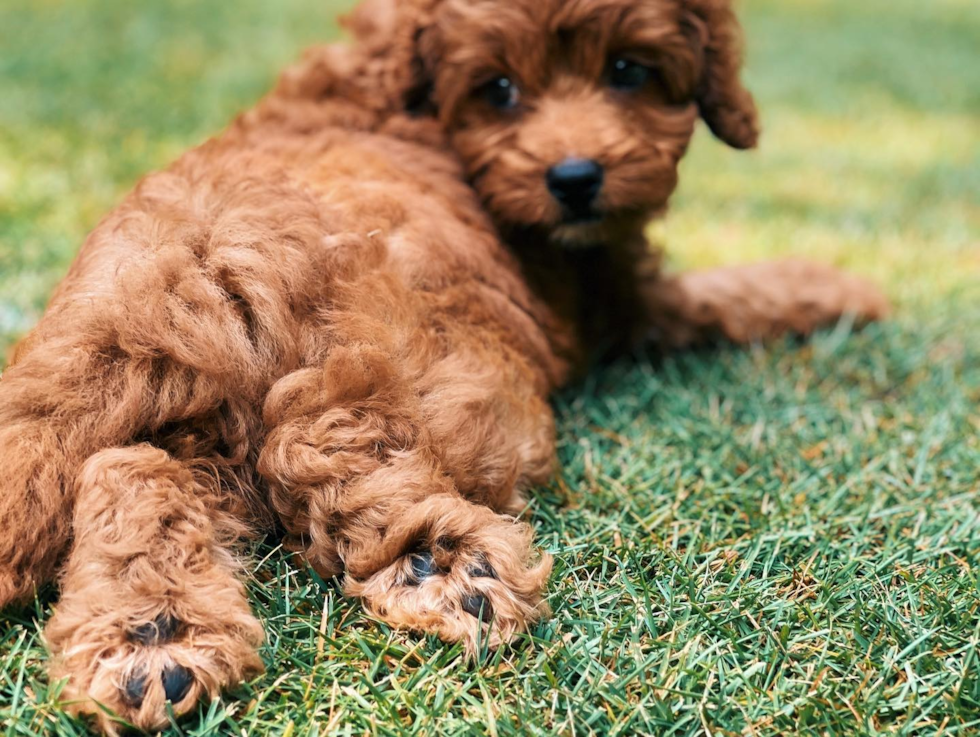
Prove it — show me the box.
[0,0,887,732]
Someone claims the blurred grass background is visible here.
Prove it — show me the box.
[1,0,978,735]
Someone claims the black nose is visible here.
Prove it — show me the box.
[547,158,604,211]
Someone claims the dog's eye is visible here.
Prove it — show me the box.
[481,77,521,110]
[609,58,651,91]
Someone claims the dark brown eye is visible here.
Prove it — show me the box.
[481,77,520,109]
[609,58,651,91]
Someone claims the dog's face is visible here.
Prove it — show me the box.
[348,0,759,246]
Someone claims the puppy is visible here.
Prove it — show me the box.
[0,0,887,732]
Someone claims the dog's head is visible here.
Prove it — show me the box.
[347,0,758,245]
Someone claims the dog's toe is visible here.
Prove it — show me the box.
[409,551,440,582]
[121,668,149,709]
[461,593,493,623]
[128,613,182,646]
[162,662,195,704]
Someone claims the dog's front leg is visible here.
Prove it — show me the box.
[44,446,264,735]
[638,258,891,348]
[258,351,552,652]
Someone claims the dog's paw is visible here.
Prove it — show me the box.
[346,510,552,652]
[839,272,891,323]
[761,260,892,331]
[46,605,263,734]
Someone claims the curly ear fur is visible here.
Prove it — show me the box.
[340,0,444,114]
[683,0,760,149]
[266,0,442,117]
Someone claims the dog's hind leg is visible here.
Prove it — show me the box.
[43,445,264,735]
[0,419,72,607]
[641,258,891,348]
[0,345,119,607]
[0,335,200,608]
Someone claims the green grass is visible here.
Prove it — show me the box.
[1,0,978,734]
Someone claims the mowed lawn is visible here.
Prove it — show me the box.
[1,0,978,734]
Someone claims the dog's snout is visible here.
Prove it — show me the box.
[546,158,604,210]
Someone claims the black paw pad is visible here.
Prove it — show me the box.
[161,663,193,704]
[468,557,497,580]
[122,669,148,709]
[408,551,439,584]
[461,593,493,623]
[129,613,181,646]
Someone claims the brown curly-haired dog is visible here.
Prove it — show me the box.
[0,0,887,732]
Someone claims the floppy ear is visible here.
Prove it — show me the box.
[683,0,760,149]
[342,0,399,41]
[269,0,443,116]
[340,0,444,115]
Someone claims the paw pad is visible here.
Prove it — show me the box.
[128,613,182,646]
[122,669,149,708]
[409,551,440,583]
[162,663,194,704]
[461,593,493,623]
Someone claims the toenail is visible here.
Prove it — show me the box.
[129,613,181,646]
[409,551,439,583]
[468,557,497,579]
[461,593,493,623]
[122,669,148,708]
[161,663,193,704]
